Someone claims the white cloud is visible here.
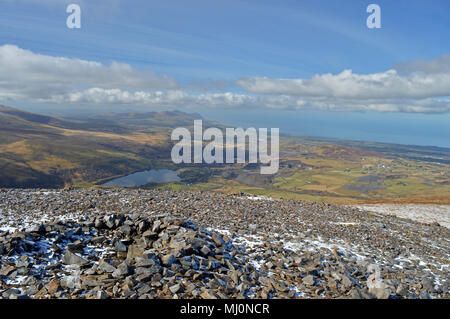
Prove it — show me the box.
[235,55,450,113]
[0,44,177,101]
[45,88,306,110]
[46,88,260,108]
[237,67,450,99]
[0,44,449,114]
[44,88,450,114]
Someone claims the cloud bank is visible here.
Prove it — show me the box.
[0,44,177,100]
[237,69,450,99]
[0,44,449,113]
[236,63,450,113]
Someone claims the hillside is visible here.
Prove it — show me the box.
[0,106,191,188]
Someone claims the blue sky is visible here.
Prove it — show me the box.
[1,0,449,81]
[0,0,449,146]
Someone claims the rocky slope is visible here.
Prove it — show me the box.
[0,189,448,299]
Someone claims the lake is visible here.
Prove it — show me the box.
[102,169,181,187]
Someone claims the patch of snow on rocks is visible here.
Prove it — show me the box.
[353,204,450,228]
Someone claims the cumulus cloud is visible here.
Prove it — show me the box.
[235,54,450,113]
[237,68,450,99]
[43,88,450,114]
[45,88,311,110]
[0,44,449,113]
[0,44,177,101]
[45,88,268,109]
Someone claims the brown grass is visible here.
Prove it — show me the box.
[41,125,169,146]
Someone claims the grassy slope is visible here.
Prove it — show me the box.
[0,106,177,187]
